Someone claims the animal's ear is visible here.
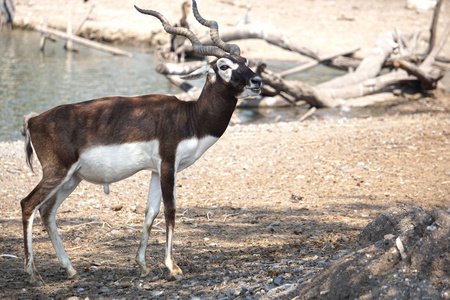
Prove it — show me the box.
[180,65,214,80]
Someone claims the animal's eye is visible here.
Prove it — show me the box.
[220,65,229,71]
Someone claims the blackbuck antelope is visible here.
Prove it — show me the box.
[20,0,261,285]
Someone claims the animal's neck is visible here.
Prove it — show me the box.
[194,81,238,138]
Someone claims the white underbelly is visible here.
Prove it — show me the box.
[75,136,219,184]
[77,141,161,184]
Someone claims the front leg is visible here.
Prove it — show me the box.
[136,172,162,277]
[160,161,183,280]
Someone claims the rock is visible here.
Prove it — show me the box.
[267,222,280,229]
[151,291,164,297]
[98,287,111,293]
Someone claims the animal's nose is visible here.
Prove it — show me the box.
[251,77,262,86]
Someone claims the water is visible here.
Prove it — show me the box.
[0,30,345,142]
[0,30,180,141]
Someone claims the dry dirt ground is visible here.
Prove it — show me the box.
[0,93,449,299]
[2,0,450,299]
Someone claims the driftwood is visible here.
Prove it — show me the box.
[183,25,361,70]
[394,59,442,89]
[158,0,448,109]
[425,0,443,56]
[257,62,417,108]
[36,1,130,57]
[317,32,396,89]
[193,25,324,60]
[279,47,360,77]
[64,1,96,52]
[35,26,133,57]
[156,60,207,75]
[64,2,75,51]
[254,0,448,108]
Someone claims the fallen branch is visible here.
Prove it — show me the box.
[299,107,316,122]
[188,24,325,60]
[35,25,133,57]
[425,0,444,56]
[317,31,397,89]
[258,63,417,108]
[394,59,443,89]
[279,47,360,77]
[156,61,207,75]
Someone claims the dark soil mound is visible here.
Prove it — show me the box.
[285,205,449,300]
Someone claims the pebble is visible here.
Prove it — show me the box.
[267,222,280,229]
[151,291,164,297]
[427,225,437,231]
[273,277,282,285]
[98,287,111,293]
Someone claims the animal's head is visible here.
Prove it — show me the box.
[182,55,261,99]
[135,0,262,99]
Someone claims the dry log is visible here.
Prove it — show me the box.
[166,75,202,101]
[299,107,316,122]
[425,0,443,56]
[317,31,397,89]
[258,63,417,108]
[405,17,450,89]
[323,55,361,71]
[156,61,207,75]
[343,92,404,107]
[278,47,360,77]
[186,24,325,60]
[165,75,195,93]
[238,95,298,108]
[164,4,449,109]
[257,64,330,107]
[62,1,96,52]
[35,25,133,57]
[73,2,95,36]
[64,2,75,52]
[186,25,361,70]
[394,59,443,89]
[316,70,417,102]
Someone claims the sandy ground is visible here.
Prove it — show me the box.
[0,93,449,299]
[1,0,450,299]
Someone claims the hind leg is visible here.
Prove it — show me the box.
[21,181,46,285]
[21,167,78,285]
[39,175,82,279]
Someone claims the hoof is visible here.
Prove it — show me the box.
[30,278,45,287]
[139,267,151,278]
[67,271,79,280]
[167,273,183,281]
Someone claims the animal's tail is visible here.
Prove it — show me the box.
[21,112,38,173]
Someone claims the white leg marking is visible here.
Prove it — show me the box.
[164,226,174,271]
[25,209,38,274]
[136,172,162,277]
[163,171,183,279]
[24,163,80,282]
[40,175,81,278]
